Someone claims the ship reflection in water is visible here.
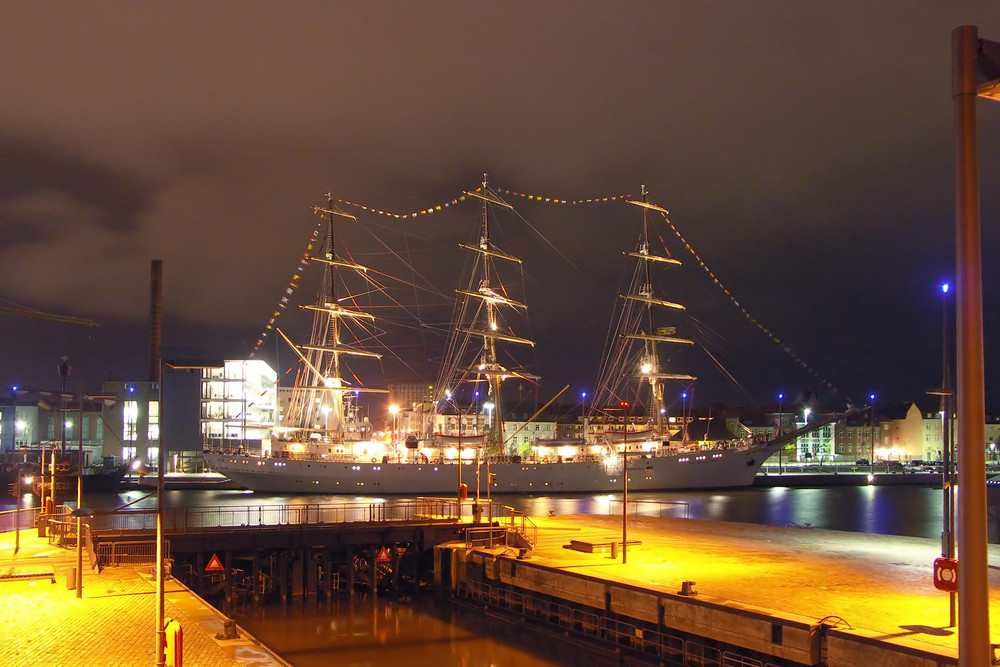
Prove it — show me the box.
[234,596,592,667]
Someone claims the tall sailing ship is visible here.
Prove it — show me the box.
[204,185,835,495]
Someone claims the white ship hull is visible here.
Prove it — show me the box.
[202,443,778,495]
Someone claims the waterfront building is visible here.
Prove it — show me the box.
[503,406,557,455]
[200,360,277,455]
[100,380,159,465]
[0,400,39,452]
[833,411,883,463]
[388,382,435,411]
[885,401,954,462]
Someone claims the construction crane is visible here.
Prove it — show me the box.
[0,303,99,327]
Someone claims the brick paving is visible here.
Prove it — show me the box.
[0,528,287,666]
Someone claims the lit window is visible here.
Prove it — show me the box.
[124,401,138,442]
[148,400,159,441]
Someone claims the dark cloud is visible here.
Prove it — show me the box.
[2,2,999,410]
[0,134,150,243]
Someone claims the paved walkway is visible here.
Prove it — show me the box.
[0,527,288,666]
[522,514,1000,660]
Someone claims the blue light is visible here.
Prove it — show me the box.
[777,392,783,400]
[869,393,876,402]
[682,392,688,399]
[11,385,17,392]
[941,283,950,294]
[127,385,135,394]
[581,391,587,399]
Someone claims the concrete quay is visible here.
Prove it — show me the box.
[0,529,288,666]
[453,514,1000,666]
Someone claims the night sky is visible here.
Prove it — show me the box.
[3,3,1000,413]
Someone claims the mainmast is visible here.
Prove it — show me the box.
[439,174,536,455]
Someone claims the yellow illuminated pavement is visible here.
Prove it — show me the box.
[0,529,287,666]
[524,514,1000,658]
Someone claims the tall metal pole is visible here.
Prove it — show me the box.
[952,25,990,665]
[155,364,165,666]
[151,259,165,667]
[76,395,84,599]
[14,475,20,555]
[935,285,957,627]
[622,451,628,564]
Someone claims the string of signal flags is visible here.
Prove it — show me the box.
[248,182,846,400]
[249,185,632,356]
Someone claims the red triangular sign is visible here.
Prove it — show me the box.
[205,553,224,572]
[377,547,391,563]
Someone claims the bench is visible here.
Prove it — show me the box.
[0,565,56,583]
[565,538,643,554]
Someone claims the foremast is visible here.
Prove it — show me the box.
[279,196,387,446]
[594,185,696,439]
[436,174,536,455]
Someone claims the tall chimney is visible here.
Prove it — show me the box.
[149,259,162,381]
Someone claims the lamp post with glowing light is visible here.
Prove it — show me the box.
[777,393,784,474]
[801,408,811,463]
[868,394,876,480]
[680,391,689,444]
[928,281,956,626]
[389,405,399,460]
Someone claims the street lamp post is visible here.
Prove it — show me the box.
[928,282,957,626]
[389,405,399,460]
[622,450,629,564]
[71,507,93,598]
[869,394,876,480]
[952,26,1000,663]
[619,451,649,564]
[802,408,811,464]
[777,393,784,474]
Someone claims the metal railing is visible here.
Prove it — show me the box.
[83,497,516,533]
[96,540,170,567]
[0,507,43,534]
[607,499,690,519]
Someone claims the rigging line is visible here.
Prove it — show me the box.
[399,223,431,384]
[337,245,445,360]
[657,210,851,403]
[510,206,589,281]
[696,342,757,406]
[356,225,451,300]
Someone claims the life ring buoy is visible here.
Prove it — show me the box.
[371,458,377,463]
[432,458,441,465]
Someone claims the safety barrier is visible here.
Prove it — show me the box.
[96,539,171,567]
[84,498,533,537]
[0,507,42,534]
[607,498,690,519]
